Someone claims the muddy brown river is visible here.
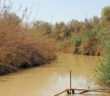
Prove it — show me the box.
[0,53,109,96]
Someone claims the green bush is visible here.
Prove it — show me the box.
[96,54,110,86]
[59,37,83,54]
[59,38,74,50]
[73,37,83,47]
[85,29,100,42]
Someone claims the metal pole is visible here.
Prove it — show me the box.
[70,70,72,95]
[70,70,71,90]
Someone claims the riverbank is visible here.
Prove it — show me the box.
[57,39,103,56]
[0,47,56,75]
[0,54,56,75]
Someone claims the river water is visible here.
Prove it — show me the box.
[0,53,109,96]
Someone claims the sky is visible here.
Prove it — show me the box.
[9,0,110,24]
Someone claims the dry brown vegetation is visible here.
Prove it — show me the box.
[81,40,101,56]
[0,3,55,75]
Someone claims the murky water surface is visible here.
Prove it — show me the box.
[0,53,109,96]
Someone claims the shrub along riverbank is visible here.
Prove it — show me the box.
[0,2,56,75]
[58,37,102,56]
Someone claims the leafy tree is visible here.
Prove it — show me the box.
[33,21,52,35]
[102,7,110,24]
